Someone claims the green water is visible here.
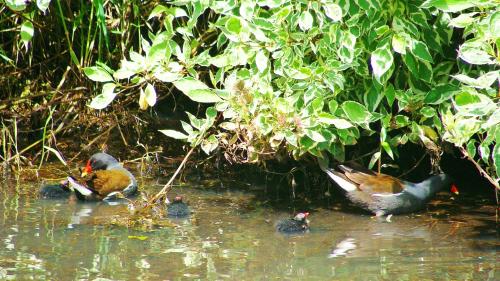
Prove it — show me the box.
[0,172,498,280]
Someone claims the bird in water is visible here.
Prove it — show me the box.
[67,152,138,201]
[39,180,71,199]
[323,164,458,219]
[167,196,190,218]
[275,212,310,234]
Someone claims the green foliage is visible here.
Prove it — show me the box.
[84,0,499,182]
[10,0,496,182]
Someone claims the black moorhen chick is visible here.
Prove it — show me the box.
[323,164,459,217]
[67,152,138,201]
[276,212,310,234]
[39,181,71,199]
[167,196,190,218]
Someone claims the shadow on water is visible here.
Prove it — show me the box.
[0,165,498,280]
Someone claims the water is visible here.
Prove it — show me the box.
[0,170,498,280]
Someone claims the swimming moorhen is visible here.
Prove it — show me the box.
[276,212,310,234]
[67,152,138,201]
[323,164,458,217]
[39,181,71,199]
[167,196,190,218]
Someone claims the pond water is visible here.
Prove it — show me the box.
[0,167,498,280]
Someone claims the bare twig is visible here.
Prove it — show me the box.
[458,146,499,191]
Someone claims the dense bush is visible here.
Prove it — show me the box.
[1,0,499,187]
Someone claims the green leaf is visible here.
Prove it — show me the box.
[466,140,477,159]
[239,0,254,20]
[20,21,34,48]
[392,33,407,54]
[144,83,157,107]
[368,151,381,169]
[421,0,475,13]
[89,83,117,109]
[493,143,500,181]
[452,71,499,89]
[305,129,327,142]
[147,40,168,64]
[324,4,342,22]
[381,141,394,159]
[173,77,222,103]
[317,113,354,129]
[298,11,313,31]
[342,101,372,124]
[449,13,478,28]
[255,50,268,73]
[490,11,500,36]
[424,84,459,104]
[411,41,433,63]
[371,43,393,83]
[159,129,188,140]
[36,0,51,12]
[84,66,113,82]
[5,0,27,11]
[226,17,242,34]
[459,47,494,65]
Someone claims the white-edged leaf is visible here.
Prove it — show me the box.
[298,11,313,31]
[173,77,222,103]
[84,66,114,82]
[36,0,51,12]
[324,3,342,22]
[88,83,117,109]
[20,21,34,48]
[255,50,268,73]
[371,44,394,83]
[159,129,188,140]
[144,83,157,106]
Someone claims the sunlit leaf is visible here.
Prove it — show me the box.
[174,77,222,103]
[342,101,372,124]
[36,0,51,12]
[324,4,342,22]
[88,83,117,109]
[84,66,114,82]
[159,129,188,140]
[298,11,313,31]
[20,21,34,49]
[371,43,393,83]
[255,50,268,73]
[421,0,475,13]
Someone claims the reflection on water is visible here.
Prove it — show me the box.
[0,176,498,280]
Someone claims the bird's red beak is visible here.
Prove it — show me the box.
[450,184,459,195]
[81,160,92,177]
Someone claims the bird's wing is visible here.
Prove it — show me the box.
[344,172,404,194]
[89,170,132,196]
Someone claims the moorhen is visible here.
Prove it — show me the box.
[39,181,71,199]
[167,196,190,218]
[276,212,310,234]
[67,152,138,201]
[323,164,458,217]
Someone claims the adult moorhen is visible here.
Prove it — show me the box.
[323,164,458,217]
[167,196,190,218]
[67,152,138,201]
[276,212,310,234]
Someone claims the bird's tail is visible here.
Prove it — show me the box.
[324,168,357,192]
[67,176,93,197]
